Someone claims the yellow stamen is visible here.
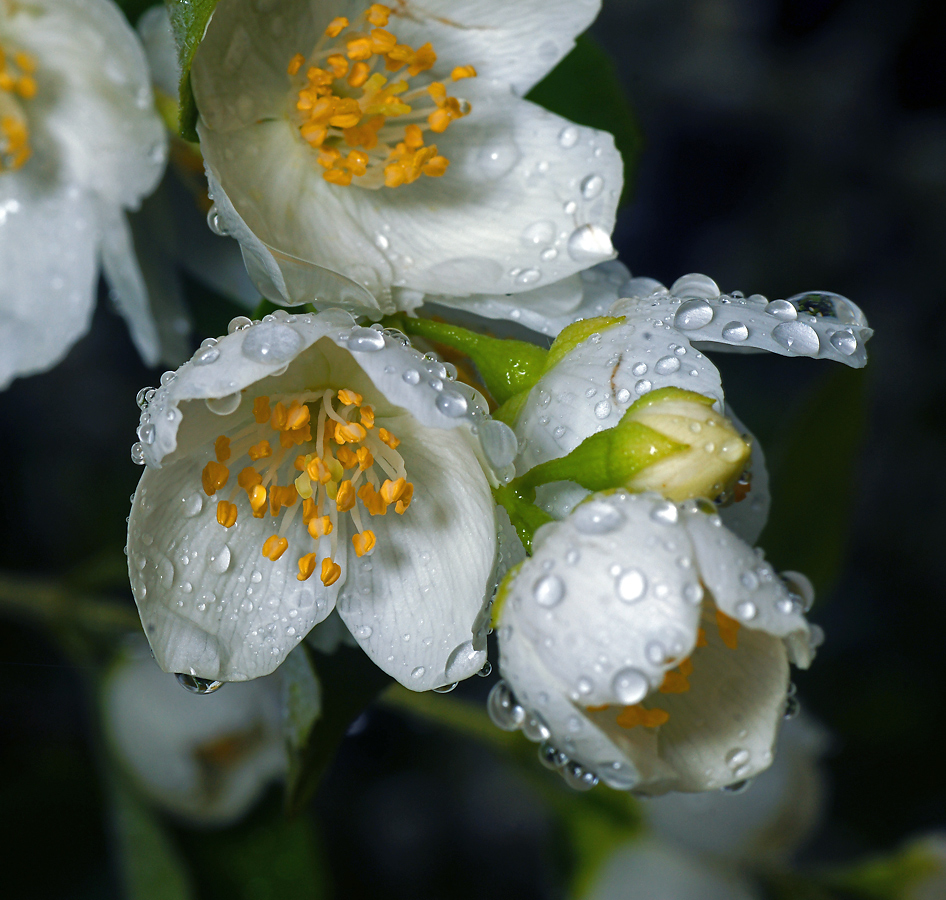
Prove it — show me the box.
[336,446,358,469]
[358,483,388,516]
[248,440,272,461]
[325,17,349,38]
[249,484,268,515]
[1,48,36,171]
[253,396,271,424]
[352,530,376,557]
[367,4,391,26]
[378,427,400,449]
[287,53,305,75]
[360,405,375,429]
[238,467,263,491]
[297,552,318,581]
[336,421,367,444]
[380,477,407,504]
[337,388,363,406]
[214,435,231,462]
[201,461,229,496]
[286,402,311,430]
[716,608,741,650]
[659,657,693,694]
[321,557,342,586]
[616,705,670,729]
[216,500,238,528]
[356,446,373,470]
[308,515,334,539]
[451,65,477,81]
[262,535,289,561]
[335,479,356,512]
[395,482,414,514]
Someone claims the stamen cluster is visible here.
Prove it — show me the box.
[0,45,36,171]
[201,388,414,587]
[287,3,475,188]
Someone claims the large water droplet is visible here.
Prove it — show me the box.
[567,225,613,263]
[477,142,521,179]
[581,174,604,199]
[764,299,797,321]
[612,667,649,704]
[478,419,518,468]
[772,321,820,355]
[228,316,253,333]
[533,574,565,607]
[193,345,220,365]
[435,387,469,418]
[572,501,624,534]
[487,681,526,731]
[205,393,242,415]
[176,673,224,694]
[671,273,720,299]
[721,321,749,342]
[830,330,858,355]
[208,544,231,574]
[673,299,715,330]
[558,125,579,148]
[786,290,867,326]
[650,500,679,524]
[347,327,386,352]
[181,494,203,518]
[521,220,556,246]
[136,423,155,445]
[654,355,681,375]
[594,399,612,419]
[206,205,228,236]
[241,322,303,364]
[616,568,647,603]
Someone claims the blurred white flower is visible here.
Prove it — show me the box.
[103,642,286,824]
[490,490,816,795]
[0,0,167,389]
[190,0,621,315]
[128,310,516,690]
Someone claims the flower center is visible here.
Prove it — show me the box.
[200,388,414,587]
[589,605,742,729]
[0,44,36,172]
[287,3,475,189]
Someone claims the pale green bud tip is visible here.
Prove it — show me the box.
[621,387,751,502]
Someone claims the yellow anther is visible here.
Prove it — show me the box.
[348,61,371,88]
[395,482,414,514]
[367,3,391,26]
[307,515,334,539]
[14,52,36,73]
[249,484,268,515]
[451,65,477,81]
[269,485,296,516]
[253,396,271,424]
[423,155,449,177]
[335,421,368,444]
[378,427,400,449]
[306,456,333,485]
[216,500,238,528]
[297,552,318,581]
[321,557,342,586]
[295,471,313,500]
[201,460,229,496]
[326,54,349,78]
[335,479,356,512]
[270,401,288,430]
[285,402,311,430]
[301,497,317,524]
[404,124,424,150]
[346,37,373,60]
[696,627,708,648]
[352,530,377,557]
[248,440,272,461]
[408,42,436,76]
[325,16,349,38]
[336,446,358,469]
[238,467,263,491]
[262,535,289,561]
[616,705,670,729]
[294,455,308,471]
[15,76,35,99]
[356,446,373,470]
[428,107,454,133]
[716,608,741,650]
[287,53,305,75]
[280,425,311,448]
[337,388,363,406]
[659,657,693,694]
[380,477,407,504]
[359,405,375,429]
[428,82,446,103]
[358,483,388,516]
[210,438,228,465]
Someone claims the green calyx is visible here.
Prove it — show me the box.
[492,484,554,555]
[543,315,625,372]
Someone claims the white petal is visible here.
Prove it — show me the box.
[9,0,167,206]
[385,0,602,96]
[612,283,871,368]
[129,455,341,682]
[514,319,724,473]
[103,643,285,823]
[684,508,812,650]
[583,839,762,900]
[197,83,621,304]
[0,177,98,389]
[336,416,496,690]
[501,493,704,705]
[99,203,162,367]
[137,5,180,99]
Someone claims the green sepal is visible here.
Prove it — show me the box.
[490,561,523,627]
[626,385,716,413]
[492,484,553,554]
[516,420,685,493]
[165,0,220,142]
[544,315,624,373]
[493,389,532,427]
[381,315,548,404]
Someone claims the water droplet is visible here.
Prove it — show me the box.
[411,666,426,679]
[558,125,579,148]
[487,681,526,731]
[228,315,253,333]
[580,174,604,199]
[783,694,801,719]
[478,420,518,469]
[576,676,594,696]
[671,273,720,299]
[136,424,155,445]
[194,344,220,365]
[436,387,469,418]
[208,544,231,574]
[616,568,647,603]
[773,321,820,356]
[674,298,715,330]
[539,742,570,770]
[572,501,624,534]
[181,494,203,518]
[205,393,241,415]
[241,322,303,364]
[722,321,749,342]
[533,574,565,607]
[433,682,458,693]
[522,713,552,742]
[787,290,867,325]
[521,220,555,246]
[635,379,653,395]
[374,232,390,250]
[646,641,666,664]
[765,299,798,321]
[781,570,815,611]
[830,330,858,355]
[612,667,649,704]
[650,500,679,524]
[206,205,228,236]
[654,355,681,375]
[684,582,704,604]
[562,762,598,791]
[567,224,613,263]
[347,327,386,352]
[477,142,521,179]
[726,748,750,768]
[176,674,224,694]
[516,268,541,285]
[735,600,757,620]
[593,399,612,419]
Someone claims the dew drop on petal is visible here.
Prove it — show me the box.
[722,321,749,342]
[764,299,798,321]
[558,125,579,148]
[594,399,612,419]
[650,500,679,524]
[830,330,858,355]
[612,667,649,704]
[671,273,720,299]
[193,345,220,365]
[347,327,386,352]
[241,322,303,363]
[772,321,820,355]
[181,494,203,518]
[616,568,647,603]
[521,220,556,246]
[567,225,614,263]
[402,368,420,384]
[208,544,231,574]
[533,574,565,607]
[735,600,757,620]
[572,501,624,534]
[673,299,715,330]
[581,174,604,199]
[654,355,681,375]
[205,393,242,415]
[435,387,469,417]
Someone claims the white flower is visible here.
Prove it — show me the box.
[128,309,516,690]
[103,640,286,824]
[489,490,816,795]
[190,0,622,315]
[0,0,168,389]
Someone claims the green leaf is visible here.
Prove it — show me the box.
[283,644,392,815]
[761,366,869,600]
[108,773,194,900]
[166,0,220,141]
[280,644,323,793]
[526,34,643,206]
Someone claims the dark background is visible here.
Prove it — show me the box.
[1,0,944,896]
